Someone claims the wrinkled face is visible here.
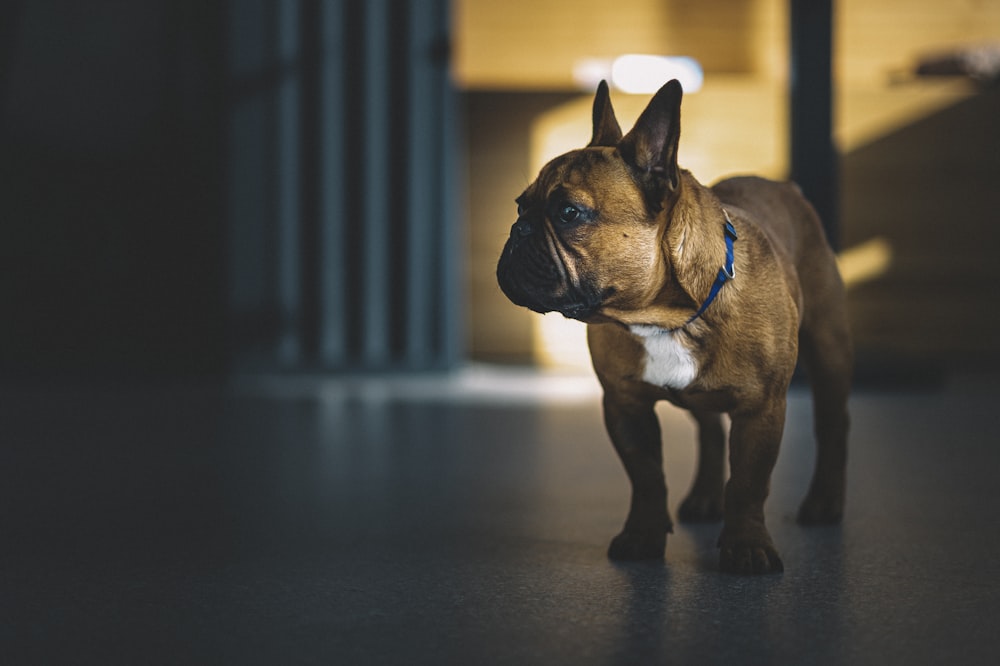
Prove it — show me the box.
[495,147,665,322]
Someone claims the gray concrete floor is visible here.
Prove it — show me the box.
[2,368,998,665]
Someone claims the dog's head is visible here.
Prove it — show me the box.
[496,79,686,323]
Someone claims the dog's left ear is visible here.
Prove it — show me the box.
[619,79,683,206]
[588,80,623,147]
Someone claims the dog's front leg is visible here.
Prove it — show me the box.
[602,393,672,561]
[718,401,786,574]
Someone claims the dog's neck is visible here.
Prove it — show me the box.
[679,211,737,327]
[601,174,736,331]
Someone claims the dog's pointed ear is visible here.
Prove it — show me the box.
[588,80,623,147]
[619,79,683,203]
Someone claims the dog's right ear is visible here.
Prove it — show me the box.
[618,79,683,208]
[588,80,623,147]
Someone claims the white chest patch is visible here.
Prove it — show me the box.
[629,325,699,390]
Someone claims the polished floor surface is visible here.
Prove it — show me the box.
[2,367,999,665]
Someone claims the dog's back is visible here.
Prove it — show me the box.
[711,176,832,268]
[711,176,845,336]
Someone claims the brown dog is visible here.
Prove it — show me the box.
[496,80,852,574]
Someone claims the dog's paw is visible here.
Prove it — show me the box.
[678,493,724,523]
[718,542,784,575]
[797,494,844,525]
[607,530,666,561]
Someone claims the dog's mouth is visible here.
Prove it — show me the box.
[555,302,595,320]
[497,212,614,321]
[496,255,609,322]
[552,292,611,321]
[525,294,604,322]
[496,270,596,320]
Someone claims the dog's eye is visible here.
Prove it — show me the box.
[557,204,580,224]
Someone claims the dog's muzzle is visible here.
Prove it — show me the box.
[496,219,603,321]
[508,217,534,244]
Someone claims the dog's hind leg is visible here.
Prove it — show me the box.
[678,409,725,523]
[797,296,853,525]
[719,400,786,574]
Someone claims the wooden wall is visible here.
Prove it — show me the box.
[456,0,1000,91]
[455,0,786,89]
[836,0,1000,89]
[841,86,1000,365]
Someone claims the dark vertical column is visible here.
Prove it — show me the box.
[404,1,434,368]
[299,0,322,363]
[434,0,462,369]
[275,0,303,364]
[227,0,277,368]
[789,0,838,250]
[361,0,391,366]
[318,0,347,368]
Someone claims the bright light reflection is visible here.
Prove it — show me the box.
[573,55,704,94]
[611,54,703,94]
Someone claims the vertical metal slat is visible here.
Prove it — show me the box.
[275,0,302,365]
[319,0,346,367]
[434,0,462,368]
[404,2,433,368]
[361,0,391,367]
[228,0,459,372]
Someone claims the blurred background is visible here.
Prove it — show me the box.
[1,0,998,381]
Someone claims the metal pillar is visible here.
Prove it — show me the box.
[789,0,838,249]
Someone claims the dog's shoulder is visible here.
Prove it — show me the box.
[710,176,810,228]
[711,175,828,262]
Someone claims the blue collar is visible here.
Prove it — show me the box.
[683,211,738,327]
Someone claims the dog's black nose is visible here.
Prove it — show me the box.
[510,218,533,239]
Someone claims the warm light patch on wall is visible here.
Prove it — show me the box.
[836,236,893,288]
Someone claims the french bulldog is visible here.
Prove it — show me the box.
[496,80,852,574]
